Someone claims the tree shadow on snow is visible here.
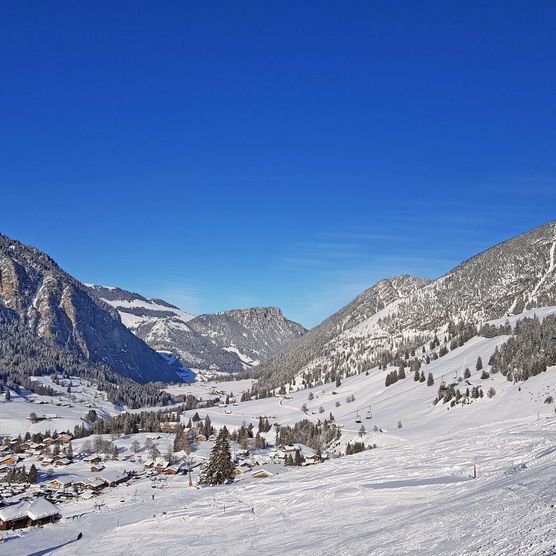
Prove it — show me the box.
[364,476,469,490]
[26,537,78,556]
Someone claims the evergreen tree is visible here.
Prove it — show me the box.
[427,373,434,386]
[476,357,483,371]
[199,427,235,486]
[28,464,38,483]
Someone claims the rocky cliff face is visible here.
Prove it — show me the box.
[188,307,307,365]
[0,235,181,383]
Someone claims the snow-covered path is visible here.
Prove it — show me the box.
[4,415,556,556]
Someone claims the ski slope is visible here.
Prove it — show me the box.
[177,334,556,451]
[3,415,555,555]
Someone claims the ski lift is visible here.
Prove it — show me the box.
[355,411,362,424]
[365,405,372,419]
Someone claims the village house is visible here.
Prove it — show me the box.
[162,465,181,476]
[46,478,74,490]
[0,455,21,466]
[57,433,73,444]
[159,422,180,433]
[83,454,103,465]
[95,470,128,486]
[251,462,283,479]
[73,478,105,492]
[251,468,276,479]
[0,499,61,530]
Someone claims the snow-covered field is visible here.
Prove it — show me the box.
[3,415,555,556]
[0,377,121,437]
[2,312,556,555]
[176,335,556,452]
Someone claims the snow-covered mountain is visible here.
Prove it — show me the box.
[255,220,556,391]
[0,235,181,384]
[188,307,307,366]
[87,286,306,375]
[85,285,194,329]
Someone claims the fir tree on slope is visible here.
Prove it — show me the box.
[199,427,235,486]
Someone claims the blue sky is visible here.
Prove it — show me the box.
[1,2,555,327]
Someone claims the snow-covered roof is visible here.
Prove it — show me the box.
[96,470,127,483]
[0,499,60,522]
[27,498,61,521]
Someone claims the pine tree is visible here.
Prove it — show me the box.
[427,373,434,386]
[476,357,483,371]
[28,464,38,483]
[199,427,235,486]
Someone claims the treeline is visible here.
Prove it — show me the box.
[489,314,556,381]
[5,464,38,484]
[276,419,340,451]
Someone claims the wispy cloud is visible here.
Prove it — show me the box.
[153,285,204,314]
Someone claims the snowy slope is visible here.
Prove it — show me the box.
[3,415,555,555]
[256,220,556,391]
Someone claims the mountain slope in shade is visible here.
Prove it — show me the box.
[88,287,307,375]
[255,220,556,391]
[0,235,181,383]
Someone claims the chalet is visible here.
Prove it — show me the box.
[160,422,180,433]
[0,499,60,530]
[73,478,105,491]
[234,468,244,476]
[96,470,127,486]
[196,434,207,443]
[251,463,283,479]
[47,478,74,489]
[43,438,56,446]
[162,465,180,476]
[57,434,73,444]
[208,434,217,442]
[90,463,105,473]
[41,457,54,467]
[53,457,71,467]
[83,454,103,465]
[252,468,275,479]
[0,455,20,466]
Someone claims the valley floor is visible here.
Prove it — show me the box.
[2,415,555,556]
